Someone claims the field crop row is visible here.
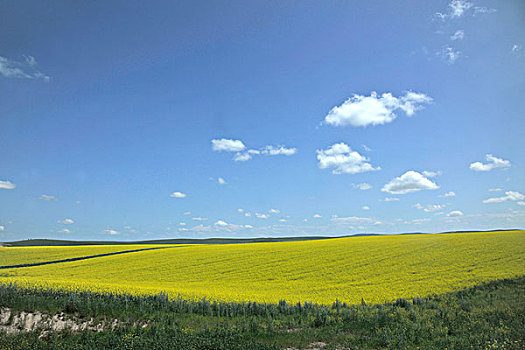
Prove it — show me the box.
[0,231,523,305]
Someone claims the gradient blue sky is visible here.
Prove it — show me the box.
[1,0,524,241]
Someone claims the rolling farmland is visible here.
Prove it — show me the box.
[1,230,524,305]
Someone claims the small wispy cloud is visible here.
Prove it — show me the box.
[170,191,187,198]
[439,191,456,198]
[58,218,74,225]
[482,191,525,204]
[450,30,465,41]
[36,194,58,201]
[439,46,461,64]
[212,139,297,162]
[0,55,50,81]
[104,229,119,235]
[352,183,372,190]
[380,197,400,202]
[0,180,16,190]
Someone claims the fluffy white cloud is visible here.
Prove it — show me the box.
[0,226,4,231]
[483,191,525,204]
[317,143,380,175]
[470,154,511,171]
[192,217,208,221]
[268,209,280,214]
[36,194,58,201]
[237,208,244,213]
[255,213,270,219]
[58,229,71,234]
[324,91,432,127]
[313,214,322,218]
[0,180,16,190]
[447,210,464,217]
[233,152,252,162]
[450,30,465,40]
[0,55,49,80]
[170,191,187,198]
[382,171,439,195]
[362,206,370,211]
[105,229,119,235]
[439,191,456,197]
[449,0,472,18]
[179,222,187,226]
[214,220,229,227]
[58,218,74,225]
[353,183,372,190]
[436,1,495,20]
[217,177,227,185]
[211,138,246,152]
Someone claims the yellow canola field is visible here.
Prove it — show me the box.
[0,231,524,305]
[0,245,165,267]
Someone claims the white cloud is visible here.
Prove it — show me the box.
[261,145,297,156]
[470,154,511,171]
[58,218,74,225]
[489,188,503,192]
[36,194,58,201]
[353,183,372,190]
[422,170,442,178]
[237,208,244,213]
[214,220,229,227]
[279,219,287,222]
[450,30,465,40]
[217,177,227,185]
[449,0,472,18]
[211,138,246,152]
[244,225,253,229]
[0,226,4,231]
[233,152,252,162]
[255,213,270,219]
[317,143,380,175]
[439,191,456,197]
[0,55,49,80]
[483,191,525,204]
[380,197,400,202]
[324,91,432,127]
[439,46,461,64]
[244,212,252,217]
[0,180,16,190]
[179,228,189,232]
[362,206,370,211]
[179,222,187,226]
[213,139,297,162]
[414,203,448,212]
[268,209,280,214]
[104,229,119,235]
[331,215,373,223]
[170,191,187,198]
[474,7,496,15]
[447,210,464,217]
[313,214,322,218]
[184,212,192,215]
[58,229,71,234]
[382,171,439,195]
[192,217,208,221]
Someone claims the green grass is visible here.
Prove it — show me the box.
[0,277,524,349]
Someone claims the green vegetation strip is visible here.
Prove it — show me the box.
[0,277,523,349]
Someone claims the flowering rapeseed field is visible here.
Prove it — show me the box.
[0,231,523,305]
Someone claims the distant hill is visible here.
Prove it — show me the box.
[3,229,522,247]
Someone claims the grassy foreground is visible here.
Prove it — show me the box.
[0,277,524,349]
[1,230,524,305]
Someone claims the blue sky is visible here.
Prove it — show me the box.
[1,0,524,241]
